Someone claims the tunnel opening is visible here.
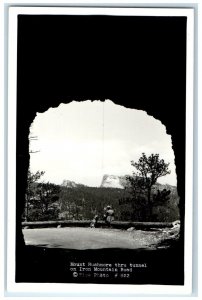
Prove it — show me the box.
[26,99,179,224]
[16,13,186,284]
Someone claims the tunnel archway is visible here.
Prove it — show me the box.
[17,96,185,242]
[16,13,186,283]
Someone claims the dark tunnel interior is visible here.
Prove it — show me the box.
[16,14,187,284]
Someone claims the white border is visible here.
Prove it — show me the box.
[7,6,194,296]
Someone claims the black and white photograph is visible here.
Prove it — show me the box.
[24,99,181,283]
[6,6,194,296]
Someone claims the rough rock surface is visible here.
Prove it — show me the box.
[100,175,128,189]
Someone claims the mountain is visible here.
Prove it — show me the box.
[61,176,177,193]
[154,182,177,193]
[100,175,128,189]
[100,174,177,191]
[61,179,85,188]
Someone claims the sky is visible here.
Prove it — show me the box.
[29,100,177,187]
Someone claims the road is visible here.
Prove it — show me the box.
[22,227,169,250]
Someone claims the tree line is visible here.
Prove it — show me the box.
[23,153,180,222]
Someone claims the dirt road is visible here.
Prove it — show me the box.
[23,227,169,250]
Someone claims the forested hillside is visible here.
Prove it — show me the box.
[24,172,179,222]
[58,183,179,222]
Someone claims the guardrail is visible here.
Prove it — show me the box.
[22,220,174,230]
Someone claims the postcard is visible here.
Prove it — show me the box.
[7,6,194,296]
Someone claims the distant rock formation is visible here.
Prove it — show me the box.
[62,179,77,188]
[100,174,177,192]
[100,174,128,189]
[61,179,84,189]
